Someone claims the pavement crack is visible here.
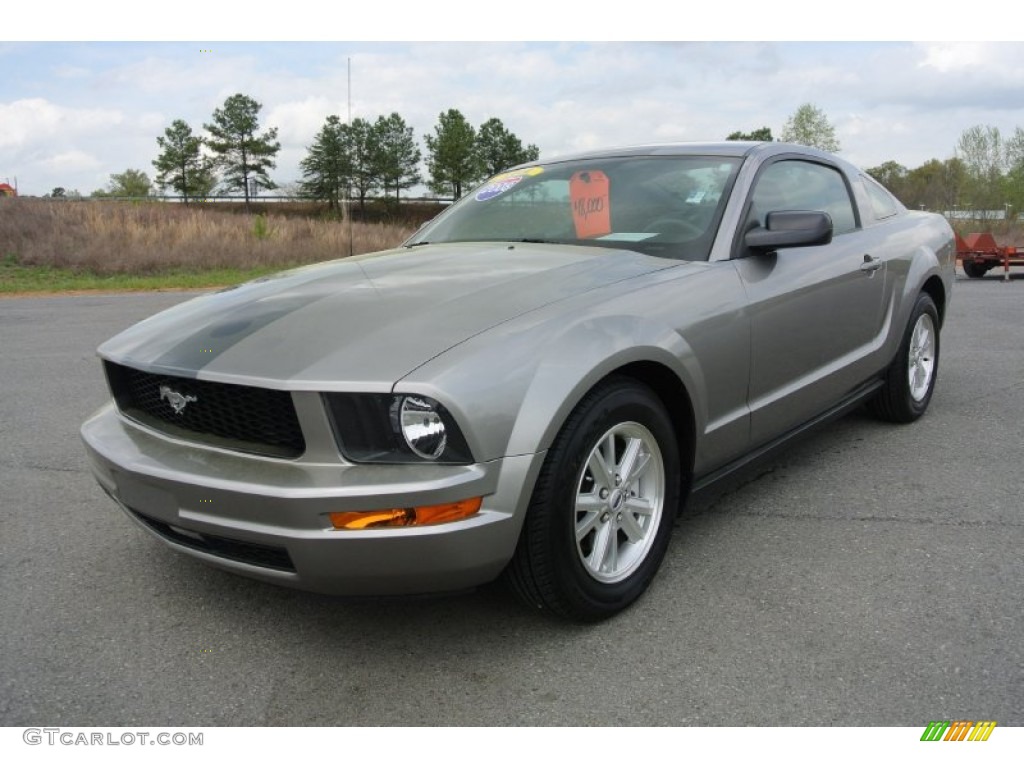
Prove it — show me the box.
[729,510,1024,527]
[0,462,86,475]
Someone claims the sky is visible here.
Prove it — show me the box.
[4,6,1024,197]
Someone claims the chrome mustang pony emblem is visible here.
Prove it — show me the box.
[159,385,198,415]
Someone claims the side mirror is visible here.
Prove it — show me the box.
[745,210,833,252]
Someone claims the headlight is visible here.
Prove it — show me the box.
[397,396,447,459]
[323,393,473,464]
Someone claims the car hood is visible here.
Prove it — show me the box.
[99,242,681,389]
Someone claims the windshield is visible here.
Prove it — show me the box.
[408,154,742,260]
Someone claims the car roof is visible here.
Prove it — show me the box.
[511,141,846,169]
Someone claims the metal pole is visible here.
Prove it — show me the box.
[347,56,354,258]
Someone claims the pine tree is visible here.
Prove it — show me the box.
[204,94,281,206]
[153,119,215,203]
[475,118,540,177]
[346,118,378,213]
[372,113,422,204]
[425,109,482,200]
[299,115,350,213]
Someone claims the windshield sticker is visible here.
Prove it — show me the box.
[570,170,611,239]
[475,174,525,201]
[686,187,708,204]
[474,167,545,201]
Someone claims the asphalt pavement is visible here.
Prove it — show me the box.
[1,273,1022,726]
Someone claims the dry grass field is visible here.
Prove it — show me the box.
[2,197,1021,294]
[0,198,422,276]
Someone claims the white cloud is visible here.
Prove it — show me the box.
[265,98,339,145]
[917,42,992,74]
[0,98,123,148]
[7,41,1024,196]
[138,111,166,132]
[105,54,261,96]
[52,65,90,78]
[40,150,101,173]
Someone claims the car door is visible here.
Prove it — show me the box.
[734,157,888,446]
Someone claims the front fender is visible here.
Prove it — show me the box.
[395,311,703,462]
[503,317,703,457]
[398,262,751,471]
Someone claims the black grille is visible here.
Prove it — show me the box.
[105,361,305,458]
[127,506,296,572]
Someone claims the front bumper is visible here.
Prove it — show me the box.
[81,403,542,595]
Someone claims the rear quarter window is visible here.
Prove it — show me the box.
[863,175,900,220]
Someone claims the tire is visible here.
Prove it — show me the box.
[505,377,682,621]
[869,292,940,423]
[962,261,989,278]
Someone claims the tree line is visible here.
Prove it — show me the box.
[727,103,841,152]
[84,94,538,210]
[728,104,1024,219]
[867,125,1024,218]
[76,96,1024,221]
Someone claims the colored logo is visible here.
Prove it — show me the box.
[474,167,544,201]
[475,175,524,201]
[920,721,996,742]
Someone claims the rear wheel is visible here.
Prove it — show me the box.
[869,292,940,423]
[505,377,682,621]
[962,261,989,278]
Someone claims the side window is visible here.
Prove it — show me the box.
[750,160,858,235]
[862,175,900,220]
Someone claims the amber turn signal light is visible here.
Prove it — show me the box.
[329,497,482,530]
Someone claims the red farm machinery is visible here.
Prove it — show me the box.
[956,232,1023,280]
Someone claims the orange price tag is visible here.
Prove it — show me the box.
[569,171,611,239]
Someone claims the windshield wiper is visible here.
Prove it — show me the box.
[405,238,560,248]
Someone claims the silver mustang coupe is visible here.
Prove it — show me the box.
[81,142,955,620]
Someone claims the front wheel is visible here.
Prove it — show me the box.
[505,377,682,621]
[869,292,940,423]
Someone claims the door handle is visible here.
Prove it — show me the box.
[860,254,883,273]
